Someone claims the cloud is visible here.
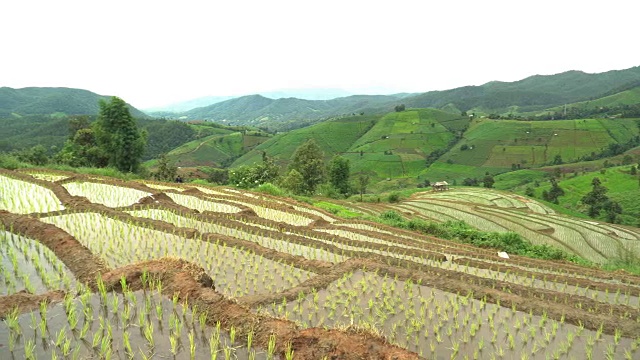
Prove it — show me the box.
[1,0,637,108]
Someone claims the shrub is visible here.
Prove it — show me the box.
[256,182,284,196]
[0,153,29,170]
[387,193,401,203]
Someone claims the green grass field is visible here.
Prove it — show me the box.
[232,114,381,168]
[233,110,469,181]
[422,118,640,184]
[538,86,640,116]
[156,132,270,167]
[156,107,640,193]
[513,165,640,226]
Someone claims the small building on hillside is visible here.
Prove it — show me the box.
[432,181,449,191]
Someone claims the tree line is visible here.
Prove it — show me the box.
[224,139,371,199]
[487,103,640,121]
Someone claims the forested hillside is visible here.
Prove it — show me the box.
[163,66,640,129]
[183,94,408,130]
[0,87,147,118]
[0,115,241,161]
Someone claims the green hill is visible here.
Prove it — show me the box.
[534,85,640,118]
[230,109,640,188]
[0,87,147,118]
[173,66,640,130]
[421,118,640,183]
[404,67,640,114]
[184,94,407,130]
[0,115,71,153]
[232,114,382,168]
[564,86,640,109]
[342,109,468,180]
[232,110,470,182]
[498,165,640,226]
[151,129,272,168]
[0,115,245,162]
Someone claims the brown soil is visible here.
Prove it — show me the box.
[4,169,640,357]
[94,203,640,332]
[0,212,418,359]
[0,290,64,318]
[100,258,419,359]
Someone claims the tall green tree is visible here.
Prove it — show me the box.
[228,155,279,188]
[94,97,146,173]
[542,178,565,204]
[153,153,177,181]
[289,139,325,194]
[54,116,109,167]
[482,174,495,188]
[329,155,350,196]
[357,173,370,201]
[280,169,305,195]
[582,177,622,222]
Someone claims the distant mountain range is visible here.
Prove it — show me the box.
[402,67,640,112]
[0,87,147,118]
[2,66,640,130]
[182,94,411,129]
[143,88,357,113]
[159,66,640,129]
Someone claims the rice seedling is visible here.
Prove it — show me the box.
[0,175,65,213]
[62,181,151,207]
[0,280,270,359]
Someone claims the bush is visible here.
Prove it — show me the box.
[206,168,229,185]
[372,215,584,263]
[387,192,401,203]
[314,201,362,218]
[316,183,340,198]
[380,210,404,223]
[0,153,29,170]
[189,179,213,186]
[256,182,284,196]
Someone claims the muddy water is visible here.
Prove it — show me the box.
[62,182,151,208]
[0,231,79,296]
[0,290,275,359]
[166,192,243,213]
[308,228,640,308]
[41,213,315,299]
[127,209,347,263]
[260,270,637,360]
[0,175,65,214]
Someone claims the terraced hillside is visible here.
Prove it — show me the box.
[234,109,470,180]
[150,130,271,168]
[425,118,640,182]
[1,168,640,359]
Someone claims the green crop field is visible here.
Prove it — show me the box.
[424,118,640,184]
[156,132,270,167]
[418,162,505,184]
[232,114,381,168]
[2,168,640,359]
[525,165,640,226]
[349,109,461,153]
[494,169,549,190]
[539,86,640,116]
[234,109,469,181]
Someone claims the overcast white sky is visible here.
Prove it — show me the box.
[1,0,638,109]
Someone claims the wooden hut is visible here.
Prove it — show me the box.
[432,181,449,191]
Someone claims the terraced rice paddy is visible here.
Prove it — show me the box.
[1,168,640,359]
[393,187,640,263]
